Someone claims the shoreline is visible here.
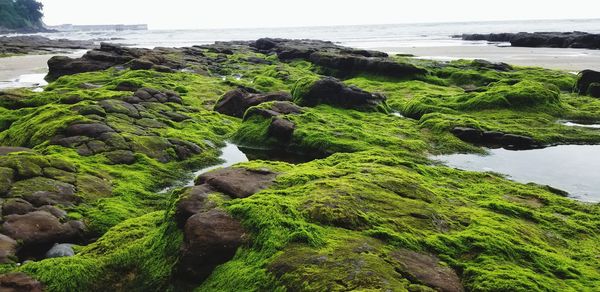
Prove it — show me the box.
[378,45,600,71]
[0,50,85,88]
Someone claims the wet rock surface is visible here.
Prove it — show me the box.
[0,35,94,55]
[451,127,540,150]
[214,89,292,118]
[390,249,464,292]
[458,31,600,50]
[294,77,387,111]
[0,272,44,292]
[195,167,278,199]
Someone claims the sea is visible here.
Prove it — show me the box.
[22,18,600,49]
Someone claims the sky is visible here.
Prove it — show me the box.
[41,0,600,30]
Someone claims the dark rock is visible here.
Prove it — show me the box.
[0,234,18,264]
[114,80,141,92]
[162,111,191,122]
[588,83,600,98]
[309,51,427,78]
[104,150,136,165]
[294,77,386,111]
[175,185,224,226]
[180,209,246,281]
[37,205,68,219]
[0,167,14,196]
[390,249,464,292]
[64,123,114,138]
[195,167,277,199]
[459,31,600,50]
[77,105,106,117]
[45,243,75,258]
[268,118,296,142]
[122,95,143,104]
[128,59,154,70]
[87,140,108,154]
[500,134,538,150]
[214,89,293,118]
[0,147,32,156]
[47,55,115,81]
[8,177,79,207]
[152,65,175,73]
[99,100,140,118]
[0,272,44,292]
[244,101,303,120]
[2,199,35,216]
[471,59,512,71]
[2,211,85,246]
[575,70,600,95]
[450,127,483,143]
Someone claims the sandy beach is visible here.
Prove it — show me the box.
[0,50,85,82]
[378,45,600,71]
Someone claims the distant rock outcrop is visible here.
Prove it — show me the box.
[457,31,600,50]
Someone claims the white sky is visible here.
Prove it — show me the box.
[41,0,600,29]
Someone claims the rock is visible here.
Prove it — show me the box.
[162,111,191,122]
[309,51,427,78]
[47,55,115,81]
[99,99,140,118]
[37,205,68,219]
[45,243,75,258]
[390,249,464,292]
[293,77,386,111]
[0,167,14,196]
[128,59,154,70]
[214,89,293,118]
[195,167,278,199]
[9,177,79,207]
[500,134,538,150]
[104,150,136,165]
[79,82,102,89]
[2,199,35,216]
[180,209,246,281]
[43,167,77,184]
[64,123,114,138]
[451,127,538,150]
[588,83,600,98]
[576,70,600,96]
[114,80,141,92]
[459,31,600,50]
[268,118,296,142]
[450,127,483,143]
[243,101,303,120]
[131,136,175,163]
[2,211,85,246]
[471,59,512,71]
[0,147,32,156]
[0,273,44,292]
[77,105,106,117]
[0,234,18,264]
[175,185,223,226]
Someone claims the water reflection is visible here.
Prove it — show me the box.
[434,145,600,202]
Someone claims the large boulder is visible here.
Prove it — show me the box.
[390,249,463,292]
[0,234,18,264]
[214,89,293,118]
[195,167,278,199]
[268,118,296,142]
[175,185,226,226]
[64,123,115,138]
[0,273,44,292]
[309,52,427,78]
[180,209,246,281]
[576,70,600,96]
[451,127,539,150]
[8,177,80,207]
[2,211,85,247]
[292,77,387,111]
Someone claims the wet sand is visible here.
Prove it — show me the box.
[0,51,86,85]
[377,46,600,71]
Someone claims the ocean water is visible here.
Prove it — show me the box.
[24,18,600,49]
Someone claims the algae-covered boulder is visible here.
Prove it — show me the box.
[2,211,85,246]
[0,167,14,196]
[0,234,18,264]
[309,51,427,77]
[243,101,303,121]
[180,209,247,281]
[575,69,600,95]
[462,80,560,109]
[0,273,44,292]
[390,249,464,292]
[195,167,278,199]
[214,89,292,118]
[292,76,387,111]
[588,82,600,98]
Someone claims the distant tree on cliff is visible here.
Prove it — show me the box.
[0,0,44,30]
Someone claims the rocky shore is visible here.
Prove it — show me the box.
[0,35,95,56]
[456,31,600,49]
[0,38,599,291]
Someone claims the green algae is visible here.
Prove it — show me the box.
[0,49,599,292]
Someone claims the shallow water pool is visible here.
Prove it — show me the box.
[434,145,600,202]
